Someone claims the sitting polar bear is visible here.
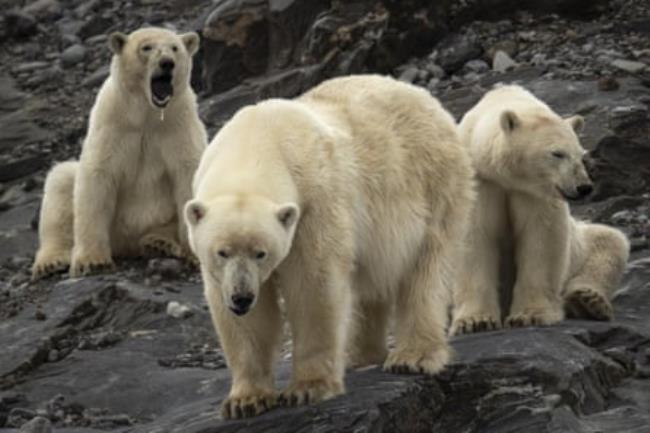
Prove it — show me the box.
[185,75,475,418]
[450,85,629,335]
[32,27,207,279]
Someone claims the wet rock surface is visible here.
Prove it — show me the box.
[1,0,649,431]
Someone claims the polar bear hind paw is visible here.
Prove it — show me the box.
[140,234,183,259]
[565,288,613,321]
[221,390,277,419]
[450,315,502,336]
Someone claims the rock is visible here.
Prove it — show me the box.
[146,258,185,280]
[19,416,52,433]
[599,76,620,91]
[22,0,62,20]
[82,64,110,87]
[436,33,483,74]
[78,15,113,40]
[166,301,193,319]
[60,44,86,68]
[3,10,37,39]
[492,50,517,72]
[486,39,518,59]
[463,59,489,73]
[425,63,446,79]
[7,407,36,427]
[612,59,647,74]
[398,66,419,83]
[0,157,46,183]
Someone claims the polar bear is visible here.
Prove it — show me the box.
[32,27,207,279]
[185,75,475,418]
[450,85,629,335]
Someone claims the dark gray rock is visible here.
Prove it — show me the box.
[60,44,86,68]
[19,415,51,433]
[436,33,483,74]
[3,10,37,39]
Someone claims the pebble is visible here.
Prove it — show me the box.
[464,59,489,73]
[492,50,517,72]
[82,64,110,87]
[598,76,620,91]
[13,61,50,73]
[60,44,86,68]
[398,66,419,83]
[166,301,193,319]
[611,59,647,74]
[19,416,52,433]
[4,10,38,39]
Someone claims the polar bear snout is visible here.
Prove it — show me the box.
[576,183,593,198]
[230,293,255,316]
[159,57,175,72]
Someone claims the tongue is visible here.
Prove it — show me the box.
[151,79,173,100]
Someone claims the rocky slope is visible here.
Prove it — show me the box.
[1,0,649,432]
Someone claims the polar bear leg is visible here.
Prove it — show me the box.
[506,192,566,327]
[564,223,629,321]
[209,282,282,419]
[32,161,77,279]
[384,235,451,375]
[451,183,505,335]
[279,256,350,407]
[347,296,390,368]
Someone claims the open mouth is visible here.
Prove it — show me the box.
[556,187,579,201]
[150,72,173,108]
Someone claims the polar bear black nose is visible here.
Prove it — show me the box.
[159,58,175,72]
[577,184,593,197]
[231,293,254,310]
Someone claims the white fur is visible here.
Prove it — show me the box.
[187,75,475,419]
[450,85,630,334]
[32,27,207,278]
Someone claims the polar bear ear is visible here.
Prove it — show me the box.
[276,203,300,231]
[566,115,584,133]
[185,200,207,226]
[109,32,128,54]
[181,32,200,56]
[500,110,520,133]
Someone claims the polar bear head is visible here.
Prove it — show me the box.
[184,195,300,316]
[497,110,593,200]
[108,27,199,109]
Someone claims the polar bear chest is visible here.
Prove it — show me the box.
[113,134,176,235]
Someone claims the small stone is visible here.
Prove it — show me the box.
[82,65,110,87]
[166,301,193,319]
[464,59,489,73]
[598,76,620,91]
[427,77,440,91]
[492,50,517,73]
[60,44,86,68]
[48,349,59,362]
[7,407,36,427]
[487,40,518,59]
[425,63,445,79]
[34,309,46,321]
[398,66,419,83]
[19,416,52,433]
[611,59,646,74]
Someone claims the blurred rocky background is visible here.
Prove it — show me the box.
[1,0,649,431]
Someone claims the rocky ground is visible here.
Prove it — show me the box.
[1,0,649,432]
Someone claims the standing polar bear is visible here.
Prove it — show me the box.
[186,75,475,418]
[451,85,629,335]
[32,27,207,278]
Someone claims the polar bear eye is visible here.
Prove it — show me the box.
[551,151,567,159]
[171,45,178,52]
[255,251,267,260]
[141,44,153,52]
[217,250,230,259]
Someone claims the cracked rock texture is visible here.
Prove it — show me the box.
[1,0,649,431]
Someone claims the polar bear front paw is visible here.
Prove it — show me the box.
[279,379,344,407]
[505,309,563,328]
[565,288,613,321]
[32,254,71,280]
[221,389,277,419]
[70,252,115,277]
[450,315,502,336]
[383,345,450,375]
